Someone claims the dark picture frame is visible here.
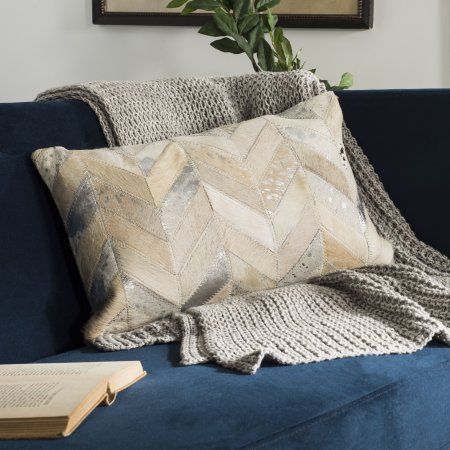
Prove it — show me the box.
[92,0,374,29]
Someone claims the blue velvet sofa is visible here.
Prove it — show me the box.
[0,90,449,450]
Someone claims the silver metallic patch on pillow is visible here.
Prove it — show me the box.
[183,250,230,310]
[357,197,367,232]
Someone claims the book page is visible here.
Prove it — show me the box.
[0,361,145,396]
[1,361,137,379]
[0,378,106,419]
[0,382,63,409]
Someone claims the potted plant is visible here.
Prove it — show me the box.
[167,0,353,90]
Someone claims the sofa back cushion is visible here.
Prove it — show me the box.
[337,89,450,258]
[0,100,106,363]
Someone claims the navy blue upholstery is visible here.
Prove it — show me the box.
[1,90,449,364]
[0,100,106,363]
[0,342,449,449]
[0,90,449,449]
[336,89,450,257]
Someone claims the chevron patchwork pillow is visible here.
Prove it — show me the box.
[32,92,393,341]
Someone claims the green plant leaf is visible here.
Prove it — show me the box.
[232,0,244,16]
[272,61,284,72]
[322,73,354,91]
[238,14,259,33]
[261,11,277,32]
[281,36,293,68]
[246,18,264,52]
[210,37,244,53]
[272,27,285,63]
[213,8,238,35]
[320,79,332,91]
[338,72,354,89]
[222,0,234,10]
[292,58,302,70]
[273,27,282,43]
[255,0,280,12]
[167,0,189,8]
[257,39,275,71]
[182,0,219,14]
[233,0,251,19]
[267,10,278,30]
[199,20,226,36]
[235,35,251,53]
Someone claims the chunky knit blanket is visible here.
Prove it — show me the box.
[37,70,450,374]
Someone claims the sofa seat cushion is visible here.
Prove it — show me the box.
[1,343,449,450]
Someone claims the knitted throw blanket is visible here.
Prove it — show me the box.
[37,70,450,374]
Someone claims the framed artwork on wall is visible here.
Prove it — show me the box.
[93,0,374,29]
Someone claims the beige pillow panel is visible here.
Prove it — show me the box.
[32,92,393,340]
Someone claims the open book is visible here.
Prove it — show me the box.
[0,361,146,439]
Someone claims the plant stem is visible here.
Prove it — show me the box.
[249,55,261,72]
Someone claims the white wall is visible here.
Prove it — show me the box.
[0,0,449,102]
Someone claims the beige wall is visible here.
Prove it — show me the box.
[0,0,448,102]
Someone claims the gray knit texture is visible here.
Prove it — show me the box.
[37,70,450,374]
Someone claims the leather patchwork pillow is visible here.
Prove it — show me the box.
[32,92,393,341]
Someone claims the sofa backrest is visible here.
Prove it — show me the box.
[337,89,450,258]
[0,100,106,363]
[0,90,449,364]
